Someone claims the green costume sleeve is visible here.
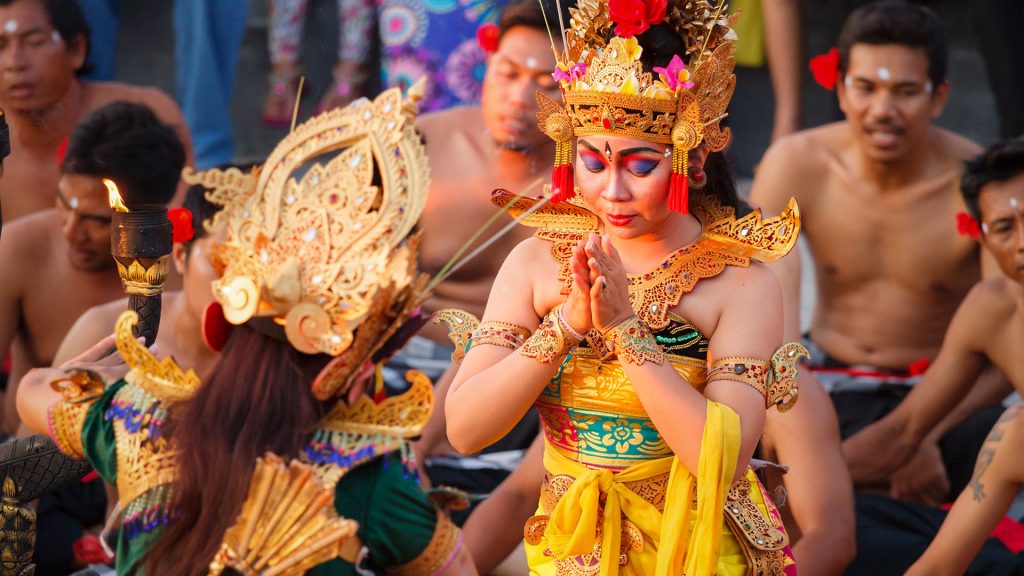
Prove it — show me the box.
[312,452,457,575]
[80,379,126,485]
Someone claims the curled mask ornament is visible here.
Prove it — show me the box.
[184,83,432,399]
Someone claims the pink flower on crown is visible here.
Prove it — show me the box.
[552,62,587,86]
[653,55,694,92]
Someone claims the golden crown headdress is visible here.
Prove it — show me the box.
[540,0,737,213]
[183,84,431,399]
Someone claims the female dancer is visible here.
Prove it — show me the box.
[19,87,476,575]
[443,1,804,573]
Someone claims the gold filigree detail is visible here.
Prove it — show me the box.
[115,257,170,297]
[724,480,791,575]
[116,311,201,403]
[766,342,808,412]
[320,370,433,439]
[186,84,431,361]
[701,196,801,262]
[472,321,532,352]
[432,309,480,363]
[602,317,664,366]
[209,453,358,576]
[47,370,105,460]
[520,309,579,364]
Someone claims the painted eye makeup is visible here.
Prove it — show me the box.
[623,157,659,176]
[579,149,606,173]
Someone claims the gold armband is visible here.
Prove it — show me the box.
[708,342,809,411]
[470,321,532,352]
[602,316,664,366]
[519,307,581,364]
[47,369,105,460]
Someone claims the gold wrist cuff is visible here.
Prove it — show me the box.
[47,369,106,460]
[602,316,664,366]
[519,308,577,364]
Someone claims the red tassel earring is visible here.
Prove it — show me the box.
[543,112,576,203]
[667,143,689,214]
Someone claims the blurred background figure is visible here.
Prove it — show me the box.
[262,0,376,125]
[378,0,506,111]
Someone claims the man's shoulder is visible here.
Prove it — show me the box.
[964,277,1020,316]
[83,81,181,118]
[1,209,59,255]
[751,123,846,207]
[764,123,847,166]
[931,127,983,163]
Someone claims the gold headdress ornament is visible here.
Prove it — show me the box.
[183,83,431,400]
[541,0,737,214]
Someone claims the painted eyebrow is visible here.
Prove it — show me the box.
[619,147,661,157]
[578,140,600,154]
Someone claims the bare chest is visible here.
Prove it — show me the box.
[804,181,979,299]
[19,265,124,365]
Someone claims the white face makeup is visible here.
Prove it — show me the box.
[876,66,891,81]
[69,196,79,210]
[525,56,538,69]
[3,20,17,34]
[1011,197,1020,211]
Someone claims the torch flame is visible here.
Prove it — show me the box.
[105,179,129,212]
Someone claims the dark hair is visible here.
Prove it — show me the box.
[62,101,185,207]
[837,0,947,88]
[0,0,92,76]
[145,324,329,576]
[960,136,1024,221]
[499,0,574,39]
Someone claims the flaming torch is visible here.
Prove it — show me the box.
[106,179,172,346]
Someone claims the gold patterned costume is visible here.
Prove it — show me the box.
[439,193,806,576]
[46,86,462,575]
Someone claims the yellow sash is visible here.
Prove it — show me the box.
[539,400,741,576]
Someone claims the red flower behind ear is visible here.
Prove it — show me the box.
[809,47,840,91]
[956,211,981,238]
[168,207,194,243]
[477,23,499,54]
[57,136,68,167]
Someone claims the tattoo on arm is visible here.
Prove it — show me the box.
[969,406,1022,502]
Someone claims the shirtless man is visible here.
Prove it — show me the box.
[0,101,185,436]
[750,3,1011,574]
[845,136,1024,493]
[0,0,191,224]
[850,137,1024,575]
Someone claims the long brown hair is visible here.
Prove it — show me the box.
[145,324,328,576]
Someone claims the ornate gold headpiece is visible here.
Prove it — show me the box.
[540,0,737,213]
[183,85,431,399]
[116,310,201,401]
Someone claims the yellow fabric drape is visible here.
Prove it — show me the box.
[536,400,741,576]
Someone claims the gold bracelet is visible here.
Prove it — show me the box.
[603,316,664,366]
[47,369,105,460]
[519,308,577,364]
[470,321,533,351]
[708,357,769,401]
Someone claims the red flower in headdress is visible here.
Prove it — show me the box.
[477,23,500,54]
[168,207,195,243]
[810,47,840,91]
[609,0,667,39]
[956,211,981,238]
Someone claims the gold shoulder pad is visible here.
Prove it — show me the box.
[697,197,801,263]
[209,453,359,576]
[116,311,201,403]
[432,309,480,363]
